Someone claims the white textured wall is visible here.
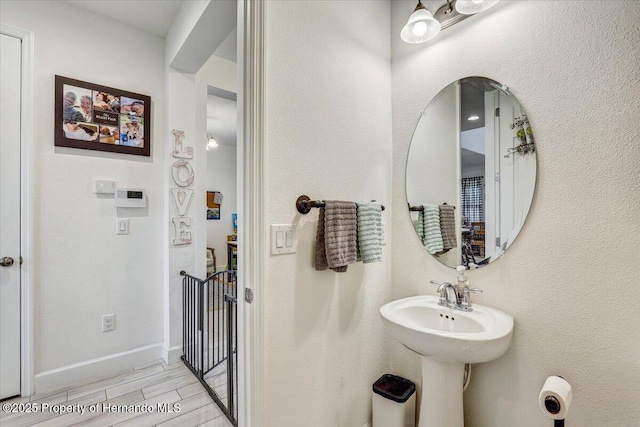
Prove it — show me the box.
[0,1,165,375]
[406,83,458,207]
[391,1,640,426]
[164,50,237,359]
[164,67,199,358]
[264,1,392,425]
[406,82,460,265]
[206,144,237,270]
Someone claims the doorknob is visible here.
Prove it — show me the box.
[0,257,14,267]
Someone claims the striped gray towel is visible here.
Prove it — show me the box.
[314,201,357,272]
[424,204,444,254]
[440,204,457,250]
[356,202,383,263]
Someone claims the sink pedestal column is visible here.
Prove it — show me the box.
[418,356,465,427]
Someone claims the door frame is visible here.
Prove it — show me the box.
[237,1,265,425]
[0,24,35,397]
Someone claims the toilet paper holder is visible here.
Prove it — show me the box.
[543,395,564,426]
[539,375,571,426]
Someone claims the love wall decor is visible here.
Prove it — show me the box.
[170,129,194,246]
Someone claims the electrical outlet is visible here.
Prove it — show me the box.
[102,314,115,332]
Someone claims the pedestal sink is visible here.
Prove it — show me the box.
[380,295,513,427]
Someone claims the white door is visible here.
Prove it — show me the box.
[484,90,498,260]
[498,91,516,248]
[0,32,22,400]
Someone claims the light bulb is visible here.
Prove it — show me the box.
[401,2,441,44]
[412,21,427,36]
[206,137,218,150]
[455,0,500,15]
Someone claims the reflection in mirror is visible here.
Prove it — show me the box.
[406,77,536,269]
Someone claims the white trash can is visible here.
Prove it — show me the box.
[372,374,416,427]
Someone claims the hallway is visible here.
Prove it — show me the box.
[0,361,233,427]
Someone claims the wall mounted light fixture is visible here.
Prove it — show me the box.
[401,0,500,44]
[455,0,500,15]
[206,134,218,150]
[400,1,441,43]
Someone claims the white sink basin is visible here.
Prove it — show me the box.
[380,295,513,363]
[380,295,514,427]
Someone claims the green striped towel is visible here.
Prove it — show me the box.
[413,208,426,244]
[424,204,444,254]
[356,202,383,263]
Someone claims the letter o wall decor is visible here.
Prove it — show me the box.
[172,160,195,187]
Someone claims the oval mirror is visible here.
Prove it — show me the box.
[406,77,536,269]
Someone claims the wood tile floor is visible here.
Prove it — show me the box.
[204,307,237,415]
[0,360,234,427]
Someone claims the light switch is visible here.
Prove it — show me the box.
[271,224,296,255]
[116,218,129,235]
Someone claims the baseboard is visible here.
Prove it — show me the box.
[162,344,182,365]
[34,343,163,393]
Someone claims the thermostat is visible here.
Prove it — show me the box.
[115,188,147,208]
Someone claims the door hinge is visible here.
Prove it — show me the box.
[495,107,500,117]
[495,237,500,247]
[244,288,254,304]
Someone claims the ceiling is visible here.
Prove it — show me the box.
[66,0,237,63]
[64,0,184,38]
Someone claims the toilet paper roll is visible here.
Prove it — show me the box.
[538,376,572,420]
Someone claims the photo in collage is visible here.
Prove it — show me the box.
[61,84,145,148]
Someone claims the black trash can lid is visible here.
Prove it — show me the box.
[373,374,416,403]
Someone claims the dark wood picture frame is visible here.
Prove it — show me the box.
[55,75,151,157]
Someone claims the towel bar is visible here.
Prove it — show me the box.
[409,203,455,211]
[296,195,385,214]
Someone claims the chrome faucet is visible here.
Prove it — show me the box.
[430,277,483,312]
[430,280,459,309]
